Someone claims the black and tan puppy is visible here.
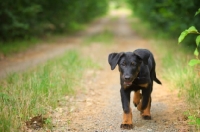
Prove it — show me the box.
[108,49,161,129]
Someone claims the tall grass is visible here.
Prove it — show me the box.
[161,45,200,130]
[0,50,99,132]
[161,52,200,104]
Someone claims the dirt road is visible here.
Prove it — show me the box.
[51,10,190,132]
[0,9,190,131]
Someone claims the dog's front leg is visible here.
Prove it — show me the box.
[120,88,133,129]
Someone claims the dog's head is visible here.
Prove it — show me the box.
[108,49,150,88]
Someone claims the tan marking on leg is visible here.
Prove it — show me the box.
[122,107,133,124]
[133,90,141,106]
[137,96,151,114]
[120,107,133,129]
[138,83,148,88]
[137,99,142,112]
[134,84,148,109]
[141,97,151,116]
[137,97,151,120]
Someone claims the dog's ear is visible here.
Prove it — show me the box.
[108,52,124,70]
[133,49,150,65]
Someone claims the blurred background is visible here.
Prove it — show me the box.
[0,0,200,55]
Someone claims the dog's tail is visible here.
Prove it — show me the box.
[154,76,162,84]
[153,70,162,85]
[150,53,162,85]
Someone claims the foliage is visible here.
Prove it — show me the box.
[0,50,99,131]
[178,26,200,66]
[178,9,200,130]
[0,0,108,41]
[127,0,200,41]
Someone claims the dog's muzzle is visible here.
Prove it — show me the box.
[123,74,138,88]
[123,75,134,87]
[124,81,133,87]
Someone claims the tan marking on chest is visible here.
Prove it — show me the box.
[138,83,148,88]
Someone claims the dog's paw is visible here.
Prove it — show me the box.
[142,115,151,120]
[133,102,139,107]
[120,124,133,130]
[133,99,141,107]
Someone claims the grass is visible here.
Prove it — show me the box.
[161,51,200,104]
[0,38,39,56]
[83,29,114,45]
[129,14,200,130]
[0,50,99,132]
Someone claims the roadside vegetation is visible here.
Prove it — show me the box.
[127,1,200,129]
[83,29,114,46]
[0,50,99,131]
[0,38,39,56]
[0,0,108,56]
[0,0,108,41]
[127,0,200,41]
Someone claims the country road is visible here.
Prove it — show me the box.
[0,9,190,132]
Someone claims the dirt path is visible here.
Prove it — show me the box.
[0,9,190,132]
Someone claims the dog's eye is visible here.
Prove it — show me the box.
[131,62,135,66]
[121,62,126,66]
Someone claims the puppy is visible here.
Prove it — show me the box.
[108,49,161,129]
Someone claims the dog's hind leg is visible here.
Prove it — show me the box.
[137,88,152,120]
[137,96,151,120]
[141,96,151,120]
[133,90,141,107]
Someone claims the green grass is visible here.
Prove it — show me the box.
[83,29,114,45]
[0,38,39,56]
[129,15,200,130]
[161,52,200,104]
[0,50,99,132]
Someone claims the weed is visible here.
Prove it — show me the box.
[184,111,200,131]
[188,115,200,129]
[45,117,52,125]
[44,117,53,129]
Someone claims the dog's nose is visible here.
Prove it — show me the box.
[124,76,131,81]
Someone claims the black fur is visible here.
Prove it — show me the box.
[108,49,161,118]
